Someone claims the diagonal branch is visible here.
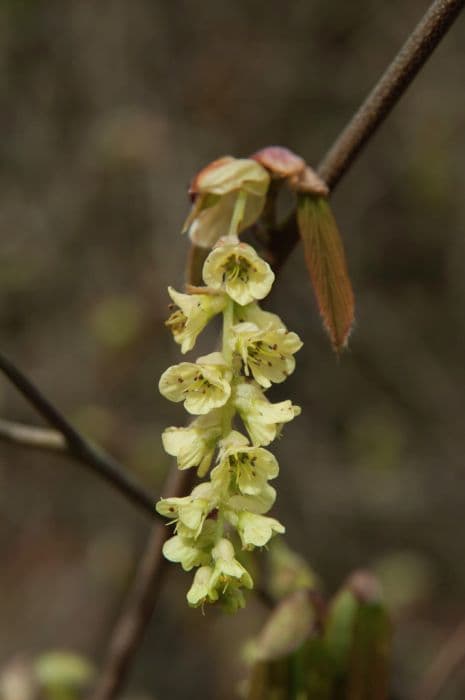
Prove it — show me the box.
[317,0,465,190]
[268,0,465,272]
[89,3,464,699]
[0,352,161,520]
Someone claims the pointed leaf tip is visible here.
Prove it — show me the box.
[297,194,355,352]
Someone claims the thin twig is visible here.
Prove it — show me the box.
[412,617,465,700]
[94,1,465,697]
[90,466,192,700]
[318,0,465,190]
[0,353,160,519]
[0,419,66,451]
[268,0,465,272]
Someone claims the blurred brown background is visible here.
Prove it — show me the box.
[0,1,464,698]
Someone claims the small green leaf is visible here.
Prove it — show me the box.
[324,572,391,700]
[324,589,359,677]
[300,638,335,700]
[346,601,391,700]
[297,194,354,352]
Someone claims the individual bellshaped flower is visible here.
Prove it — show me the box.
[226,482,278,516]
[162,409,223,477]
[234,381,301,446]
[236,512,285,549]
[203,239,275,306]
[183,157,270,248]
[159,352,232,415]
[186,565,218,607]
[162,520,217,572]
[186,538,253,608]
[232,321,303,388]
[156,483,215,538]
[210,538,253,592]
[211,430,279,496]
[165,286,226,354]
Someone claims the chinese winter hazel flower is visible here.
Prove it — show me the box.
[210,538,253,590]
[186,565,218,607]
[186,539,253,608]
[162,520,217,572]
[203,239,275,306]
[234,381,301,446]
[183,157,270,248]
[232,321,303,388]
[156,483,215,538]
[165,286,226,354]
[211,431,279,496]
[226,482,278,516]
[159,352,232,415]
[161,410,223,476]
[235,512,285,549]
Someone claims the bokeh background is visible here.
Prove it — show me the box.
[1,1,464,698]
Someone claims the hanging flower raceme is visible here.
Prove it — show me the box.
[156,174,303,612]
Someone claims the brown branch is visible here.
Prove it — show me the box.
[412,617,465,700]
[0,352,160,520]
[90,1,465,697]
[317,0,465,190]
[268,0,465,272]
[0,419,66,451]
[90,466,192,700]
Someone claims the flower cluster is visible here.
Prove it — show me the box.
[157,157,302,611]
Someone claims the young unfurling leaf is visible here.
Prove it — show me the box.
[297,194,355,352]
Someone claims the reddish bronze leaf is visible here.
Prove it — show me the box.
[297,194,355,352]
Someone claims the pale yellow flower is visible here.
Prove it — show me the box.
[184,157,270,247]
[211,430,279,496]
[165,286,226,354]
[187,565,218,607]
[162,410,223,476]
[202,241,274,306]
[159,352,231,415]
[156,483,215,538]
[186,538,253,608]
[162,520,217,572]
[234,381,301,446]
[226,483,277,516]
[210,538,253,591]
[232,321,303,388]
[236,512,285,549]
[163,536,209,571]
